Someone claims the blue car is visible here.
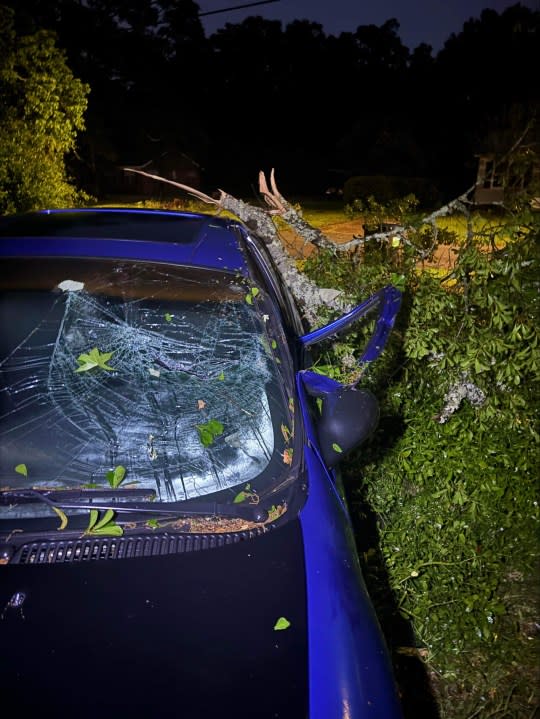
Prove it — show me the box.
[0,208,402,718]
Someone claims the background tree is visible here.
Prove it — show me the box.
[1,2,538,202]
[0,6,89,213]
[432,3,540,195]
[2,0,209,194]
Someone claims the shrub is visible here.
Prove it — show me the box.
[0,9,90,213]
[304,204,540,718]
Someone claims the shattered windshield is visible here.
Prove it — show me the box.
[0,258,295,521]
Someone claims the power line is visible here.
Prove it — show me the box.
[199,1,280,18]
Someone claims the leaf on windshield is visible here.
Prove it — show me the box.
[15,463,28,477]
[75,347,115,373]
[106,465,126,488]
[217,371,225,380]
[282,448,293,465]
[196,418,224,447]
[281,424,292,442]
[84,508,123,536]
[233,489,249,503]
[52,506,68,530]
[273,617,291,631]
[233,483,259,504]
[332,443,343,453]
[86,509,99,531]
[197,399,206,410]
[245,287,260,305]
[164,312,173,322]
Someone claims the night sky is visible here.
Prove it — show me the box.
[200,0,540,50]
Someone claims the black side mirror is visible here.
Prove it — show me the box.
[300,370,380,467]
[317,385,379,467]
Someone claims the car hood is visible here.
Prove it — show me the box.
[0,521,308,718]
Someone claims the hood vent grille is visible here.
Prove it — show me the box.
[12,529,266,565]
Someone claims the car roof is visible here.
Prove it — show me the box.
[0,208,249,275]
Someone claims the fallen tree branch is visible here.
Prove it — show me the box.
[436,375,486,424]
[124,123,533,324]
[123,166,351,324]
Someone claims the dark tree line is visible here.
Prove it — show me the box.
[3,1,539,200]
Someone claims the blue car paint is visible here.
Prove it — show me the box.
[297,374,403,718]
[0,232,248,275]
[37,208,208,218]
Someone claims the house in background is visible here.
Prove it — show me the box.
[473,149,539,207]
[473,154,504,205]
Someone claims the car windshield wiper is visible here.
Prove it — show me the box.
[0,488,269,522]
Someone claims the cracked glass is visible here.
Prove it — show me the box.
[0,258,294,519]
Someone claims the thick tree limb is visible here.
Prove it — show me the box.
[123,166,351,324]
[123,168,221,205]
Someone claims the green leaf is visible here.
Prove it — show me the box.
[84,509,123,536]
[88,524,124,537]
[86,509,99,532]
[164,312,173,322]
[197,426,214,446]
[52,506,68,530]
[217,371,225,380]
[332,443,343,453]
[196,419,224,447]
[75,347,115,373]
[245,287,260,305]
[106,465,126,488]
[233,490,248,504]
[206,419,224,434]
[93,508,115,530]
[274,617,291,631]
[15,463,28,477]
[146,518,160,529]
